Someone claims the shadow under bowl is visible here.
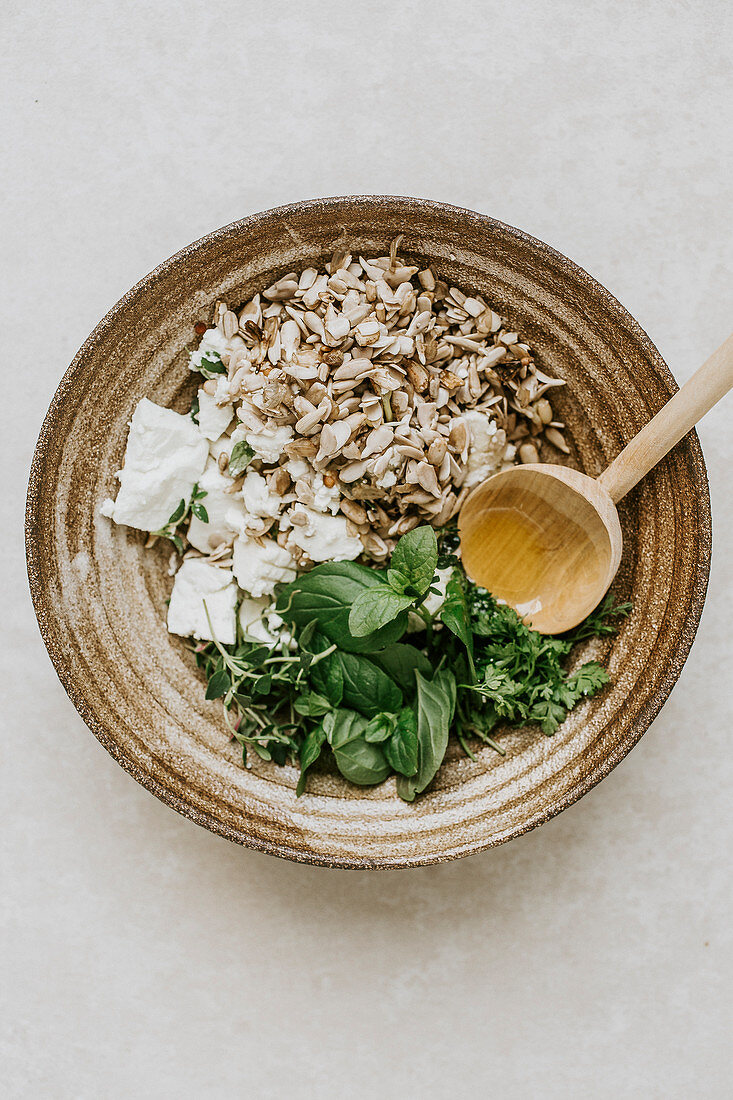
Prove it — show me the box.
[26,196,711,868]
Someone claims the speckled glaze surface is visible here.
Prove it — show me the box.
[26,196,711,868]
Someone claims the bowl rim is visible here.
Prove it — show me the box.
[25,194,712,868]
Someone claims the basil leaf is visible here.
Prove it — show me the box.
[397,669,456,801]
[293,691,332,717]
[368,644,433,696]
[384,708,418,777]
[309,648,344,706]
[390,525,438,596]
[328,709,391,786]
[313,651,402,717]
[205,669,230,700]
[364,713,395,743]
[296,723,327,796]
[229,440,256,478]
[349,585,413,637]
[277,562,407,652]
[439,569,475,674]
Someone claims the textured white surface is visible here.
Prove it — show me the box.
[3,2,732,1097]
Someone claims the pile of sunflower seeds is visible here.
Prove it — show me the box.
[202,237,568,560]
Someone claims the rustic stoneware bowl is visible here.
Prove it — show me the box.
[26,196,711,868]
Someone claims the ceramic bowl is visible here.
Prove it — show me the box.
[26,196,711,868]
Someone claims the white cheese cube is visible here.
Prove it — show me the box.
[102,398,209,532]
[186,458,247,553]
[239,596,278,644]
[242,470,282,519]
[167,560,237,644]
[197,389,233,442]
[232,536,297,597]
[288,510,362,563]
[244,423,293,464]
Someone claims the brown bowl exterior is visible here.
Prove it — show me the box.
[26,196,711,868]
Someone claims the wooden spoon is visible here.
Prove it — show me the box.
[458,333,733,633]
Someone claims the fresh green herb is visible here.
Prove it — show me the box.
[152,482,208,552]
[189,395,200,424]
[348,526,438,636]
[191,351,227,381]
[229,440,256,478]
[196,523,630,800]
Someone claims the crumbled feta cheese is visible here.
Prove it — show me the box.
[189,328,232,370]
[238,596,278,643]
[242,470,281,519]
[102,398,208,532]
[463,410,507,488]
[186,458,247,553]
[232,535,297,597]
[311,472,341,515]
[285,457,309,481]
[288,510,362,563]
[167,560,237,644]
[244,422,293,464]
[197,389,233,442]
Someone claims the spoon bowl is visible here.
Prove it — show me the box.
[459,331,733,633]
[459,465,622,634]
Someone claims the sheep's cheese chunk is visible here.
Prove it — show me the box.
[243,423,293,464]
[232,536,297,597]
[167,560,237,644]
[242,470,281,519]
[101,398,208,532]
[288,510,362,563]
[239,596,282,644]
[463,410,508,489]
[187,458,247,553]
[197,389,233,442]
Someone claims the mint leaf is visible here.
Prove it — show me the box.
[384,708,418,777]
[390,525,438,596]
[349,585,413,637]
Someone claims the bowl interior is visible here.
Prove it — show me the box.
[26,197,711,867]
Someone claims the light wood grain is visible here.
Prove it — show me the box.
[599,332,733,502]
[460,333,732,633]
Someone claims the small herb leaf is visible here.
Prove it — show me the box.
[390,525,438,596]
[348,585,413,637]
[229,440,256,478]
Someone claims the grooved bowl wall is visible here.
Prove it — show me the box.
[26,197,711,868]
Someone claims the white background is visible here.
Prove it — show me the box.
[3,2,732,1097]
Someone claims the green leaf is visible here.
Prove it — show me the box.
[327,709,391,786]
[229,440,256,477]
[168,499,186,525]
[348,585,413,637]
[390,525,438,595]
[192,502,209,522]
[384,708,418,777]
[293,691,332,717]
[312,650,402,718]
[194,351,227,379]
[296,723,328,796]
[364,713,395,743]
[439,569,474,673]
[309,645,344,706]
[397,669,456,801]
[277,561,408,653]
[205,669,231,700]
[367,644,433,696]
[565,662,610,698]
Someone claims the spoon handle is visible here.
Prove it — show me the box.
[598,332,733,503]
